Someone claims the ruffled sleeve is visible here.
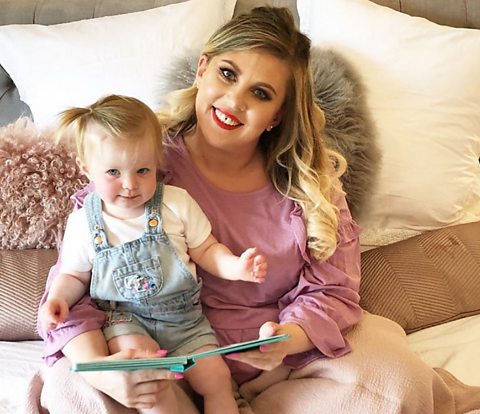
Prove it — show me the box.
[279,191,363,368]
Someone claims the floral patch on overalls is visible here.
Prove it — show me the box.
[124,273,157,293]
[113,257,164,301]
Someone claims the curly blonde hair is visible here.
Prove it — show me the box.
[157,7,346,261]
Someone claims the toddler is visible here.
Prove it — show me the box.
[39,94,267,414]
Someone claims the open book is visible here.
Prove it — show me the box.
[72,334,289,373]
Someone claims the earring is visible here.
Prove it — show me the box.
[266,124,274,132]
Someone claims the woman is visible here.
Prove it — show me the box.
[38,7,478,413]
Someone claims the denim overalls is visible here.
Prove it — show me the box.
[84,183,217,356]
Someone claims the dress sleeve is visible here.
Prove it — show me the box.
[278,191,363,365]
[36,182,105,367]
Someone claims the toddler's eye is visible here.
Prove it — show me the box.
[106,169,120,177]
[137,168,150,175]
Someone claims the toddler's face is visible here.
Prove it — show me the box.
[79,131,158,219]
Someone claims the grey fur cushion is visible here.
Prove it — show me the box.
[311,48,380,220]
[157,48,379,219]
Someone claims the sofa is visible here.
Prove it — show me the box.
[1,0,479,412]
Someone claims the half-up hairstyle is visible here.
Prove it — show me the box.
[158,7,347,261]
[56,94,164,165]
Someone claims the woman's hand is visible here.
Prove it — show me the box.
[225,321,314,371]
[63,329,181,409]
[80,349,181,409]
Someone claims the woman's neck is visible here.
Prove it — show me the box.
[183,133,269,192]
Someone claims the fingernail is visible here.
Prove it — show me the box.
[226,353,239,359]
[156,349,168,356]
[259,345,267,352]
[174,373,184,379]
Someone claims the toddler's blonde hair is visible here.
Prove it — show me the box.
[56,94,164,166]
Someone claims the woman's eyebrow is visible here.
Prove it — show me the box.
[220,59,278,96]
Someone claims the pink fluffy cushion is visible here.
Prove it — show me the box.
[0,117,89,249]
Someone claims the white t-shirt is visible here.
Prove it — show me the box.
[60,185,211,280]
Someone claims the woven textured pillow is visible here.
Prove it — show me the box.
[360,221,480,333]
[0,249,57,340]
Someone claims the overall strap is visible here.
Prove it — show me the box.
[144,183,163,235]
[84,192,110,253]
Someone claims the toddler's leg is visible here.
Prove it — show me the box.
[108,334,180,414]
[185,346,239,414]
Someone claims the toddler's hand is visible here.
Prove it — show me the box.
[39,298,69,331]
[238,247,268,283]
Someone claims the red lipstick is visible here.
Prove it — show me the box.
[212,107,242,130]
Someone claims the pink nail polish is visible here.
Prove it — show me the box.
[259,345,267,352]
[174,373,184,379]
[226,353,239,359]
[156,349,168,356]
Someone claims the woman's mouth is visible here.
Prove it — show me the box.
[212,107,242,130]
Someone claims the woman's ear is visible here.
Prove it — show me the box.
[272,111,283,128]
[266,112,284,132]
[195,55,209,85]
[266,114,283,132]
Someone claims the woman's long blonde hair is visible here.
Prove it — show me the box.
[157,7,347,261]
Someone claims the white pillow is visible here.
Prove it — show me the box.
[298,0,480,246]
[0,0,236,127]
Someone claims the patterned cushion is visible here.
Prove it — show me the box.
[360,221,480,333]
[0,249,57,340]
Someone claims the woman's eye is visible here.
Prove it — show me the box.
[137,168,150,175]
[253,88,270,101]
[220,68,235,81]
[106,169,119,177]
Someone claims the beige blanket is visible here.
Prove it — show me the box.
[24,313,480,414]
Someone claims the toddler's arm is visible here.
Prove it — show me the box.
[39,270,91,330]
[189,234,267,283]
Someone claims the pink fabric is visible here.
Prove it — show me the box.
[38,137,362,384]
[28,313,480,414]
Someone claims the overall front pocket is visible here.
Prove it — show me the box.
[113,257,163,301]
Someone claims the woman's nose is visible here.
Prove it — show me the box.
[227,88,247,112]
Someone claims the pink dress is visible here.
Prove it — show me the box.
[38,137,362,384]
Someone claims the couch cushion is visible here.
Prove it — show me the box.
[0,249,57,340]
[360,221,480,333]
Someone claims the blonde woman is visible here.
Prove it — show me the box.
[38,7,477,414]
